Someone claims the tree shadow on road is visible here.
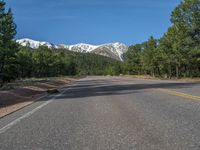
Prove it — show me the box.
[55,79,200,100]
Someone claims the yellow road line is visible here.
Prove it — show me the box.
[155,88,200,101]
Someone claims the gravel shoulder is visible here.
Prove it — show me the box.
[0,77,79,118]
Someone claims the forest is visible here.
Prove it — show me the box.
[123,0,200,78]
[0,0,200,86]
[17,46,122,78]
[0,0,122,86]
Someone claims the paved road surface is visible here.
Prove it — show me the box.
[1,76,200,150]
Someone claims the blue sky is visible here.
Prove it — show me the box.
[6,0,181,45]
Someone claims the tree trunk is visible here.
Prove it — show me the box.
[152,68,155,78]
[157,67,161,77]
[176,65,179,78]
[168,65,172,79]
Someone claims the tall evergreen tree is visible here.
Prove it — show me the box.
[0,0,5,45]
[141,36,160,77]
[123,44,142,74]
[170,0,200,77]
[0,1,18,86]
[17,46,33,78]
[0,0,5,70]
[0,0,6,85]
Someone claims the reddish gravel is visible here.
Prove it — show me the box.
[0,77,78,118]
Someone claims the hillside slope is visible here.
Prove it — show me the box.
[16,38,128,61]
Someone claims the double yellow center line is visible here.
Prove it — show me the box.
[155,88,200,101]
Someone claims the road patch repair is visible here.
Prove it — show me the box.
[0,77,79,118]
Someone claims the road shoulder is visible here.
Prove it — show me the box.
[0,77,79,118]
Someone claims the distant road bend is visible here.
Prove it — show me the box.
[1,76,200,150]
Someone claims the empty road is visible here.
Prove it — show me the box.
[1,76,200,150]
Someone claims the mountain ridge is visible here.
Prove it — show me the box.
[16,38,128,61]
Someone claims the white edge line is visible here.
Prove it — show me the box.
[0,83,77,134]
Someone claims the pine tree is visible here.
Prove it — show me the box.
[0,0,5,45]
[141,36,159,77]
[0,1,18,86]
[123,44,142,75]
[2,8,17,45]
[170,0,200,77]
[0,0,5,47]
[17,46,33,78]
[0,0,6,85]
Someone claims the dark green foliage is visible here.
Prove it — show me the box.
[0,1,18,85]
[17,46,33,78]
[31,47,76,77]
[15,46,122,80]
[71,51,120,76]
[123,44,142,75]
[32,46,55,77]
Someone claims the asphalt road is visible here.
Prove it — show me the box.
[1,76,200,150]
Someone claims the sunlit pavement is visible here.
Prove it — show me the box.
[1,76,200,150]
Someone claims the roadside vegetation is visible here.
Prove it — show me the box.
[0,0,122,87]
[17,46,122,78]
[123,0,200,78]
[0,0,200,87]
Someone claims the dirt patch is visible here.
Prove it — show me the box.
[0,77,79,118]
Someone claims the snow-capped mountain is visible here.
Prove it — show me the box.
[16,38,128,61]
[17,38,57,49]
[57,43,99,53]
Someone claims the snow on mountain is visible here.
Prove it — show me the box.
[57,43,99,53]
[16,38,128,61]
[16,38,56,49]
[96,42,128,61]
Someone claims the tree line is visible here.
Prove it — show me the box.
[1,41,122,86]
[17,46,122,79]
[0,0,122,86]
[123,0,200,78]
[0,0,200,86]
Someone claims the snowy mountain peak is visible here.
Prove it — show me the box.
[16,38,128,61]
[16,38,54,49]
